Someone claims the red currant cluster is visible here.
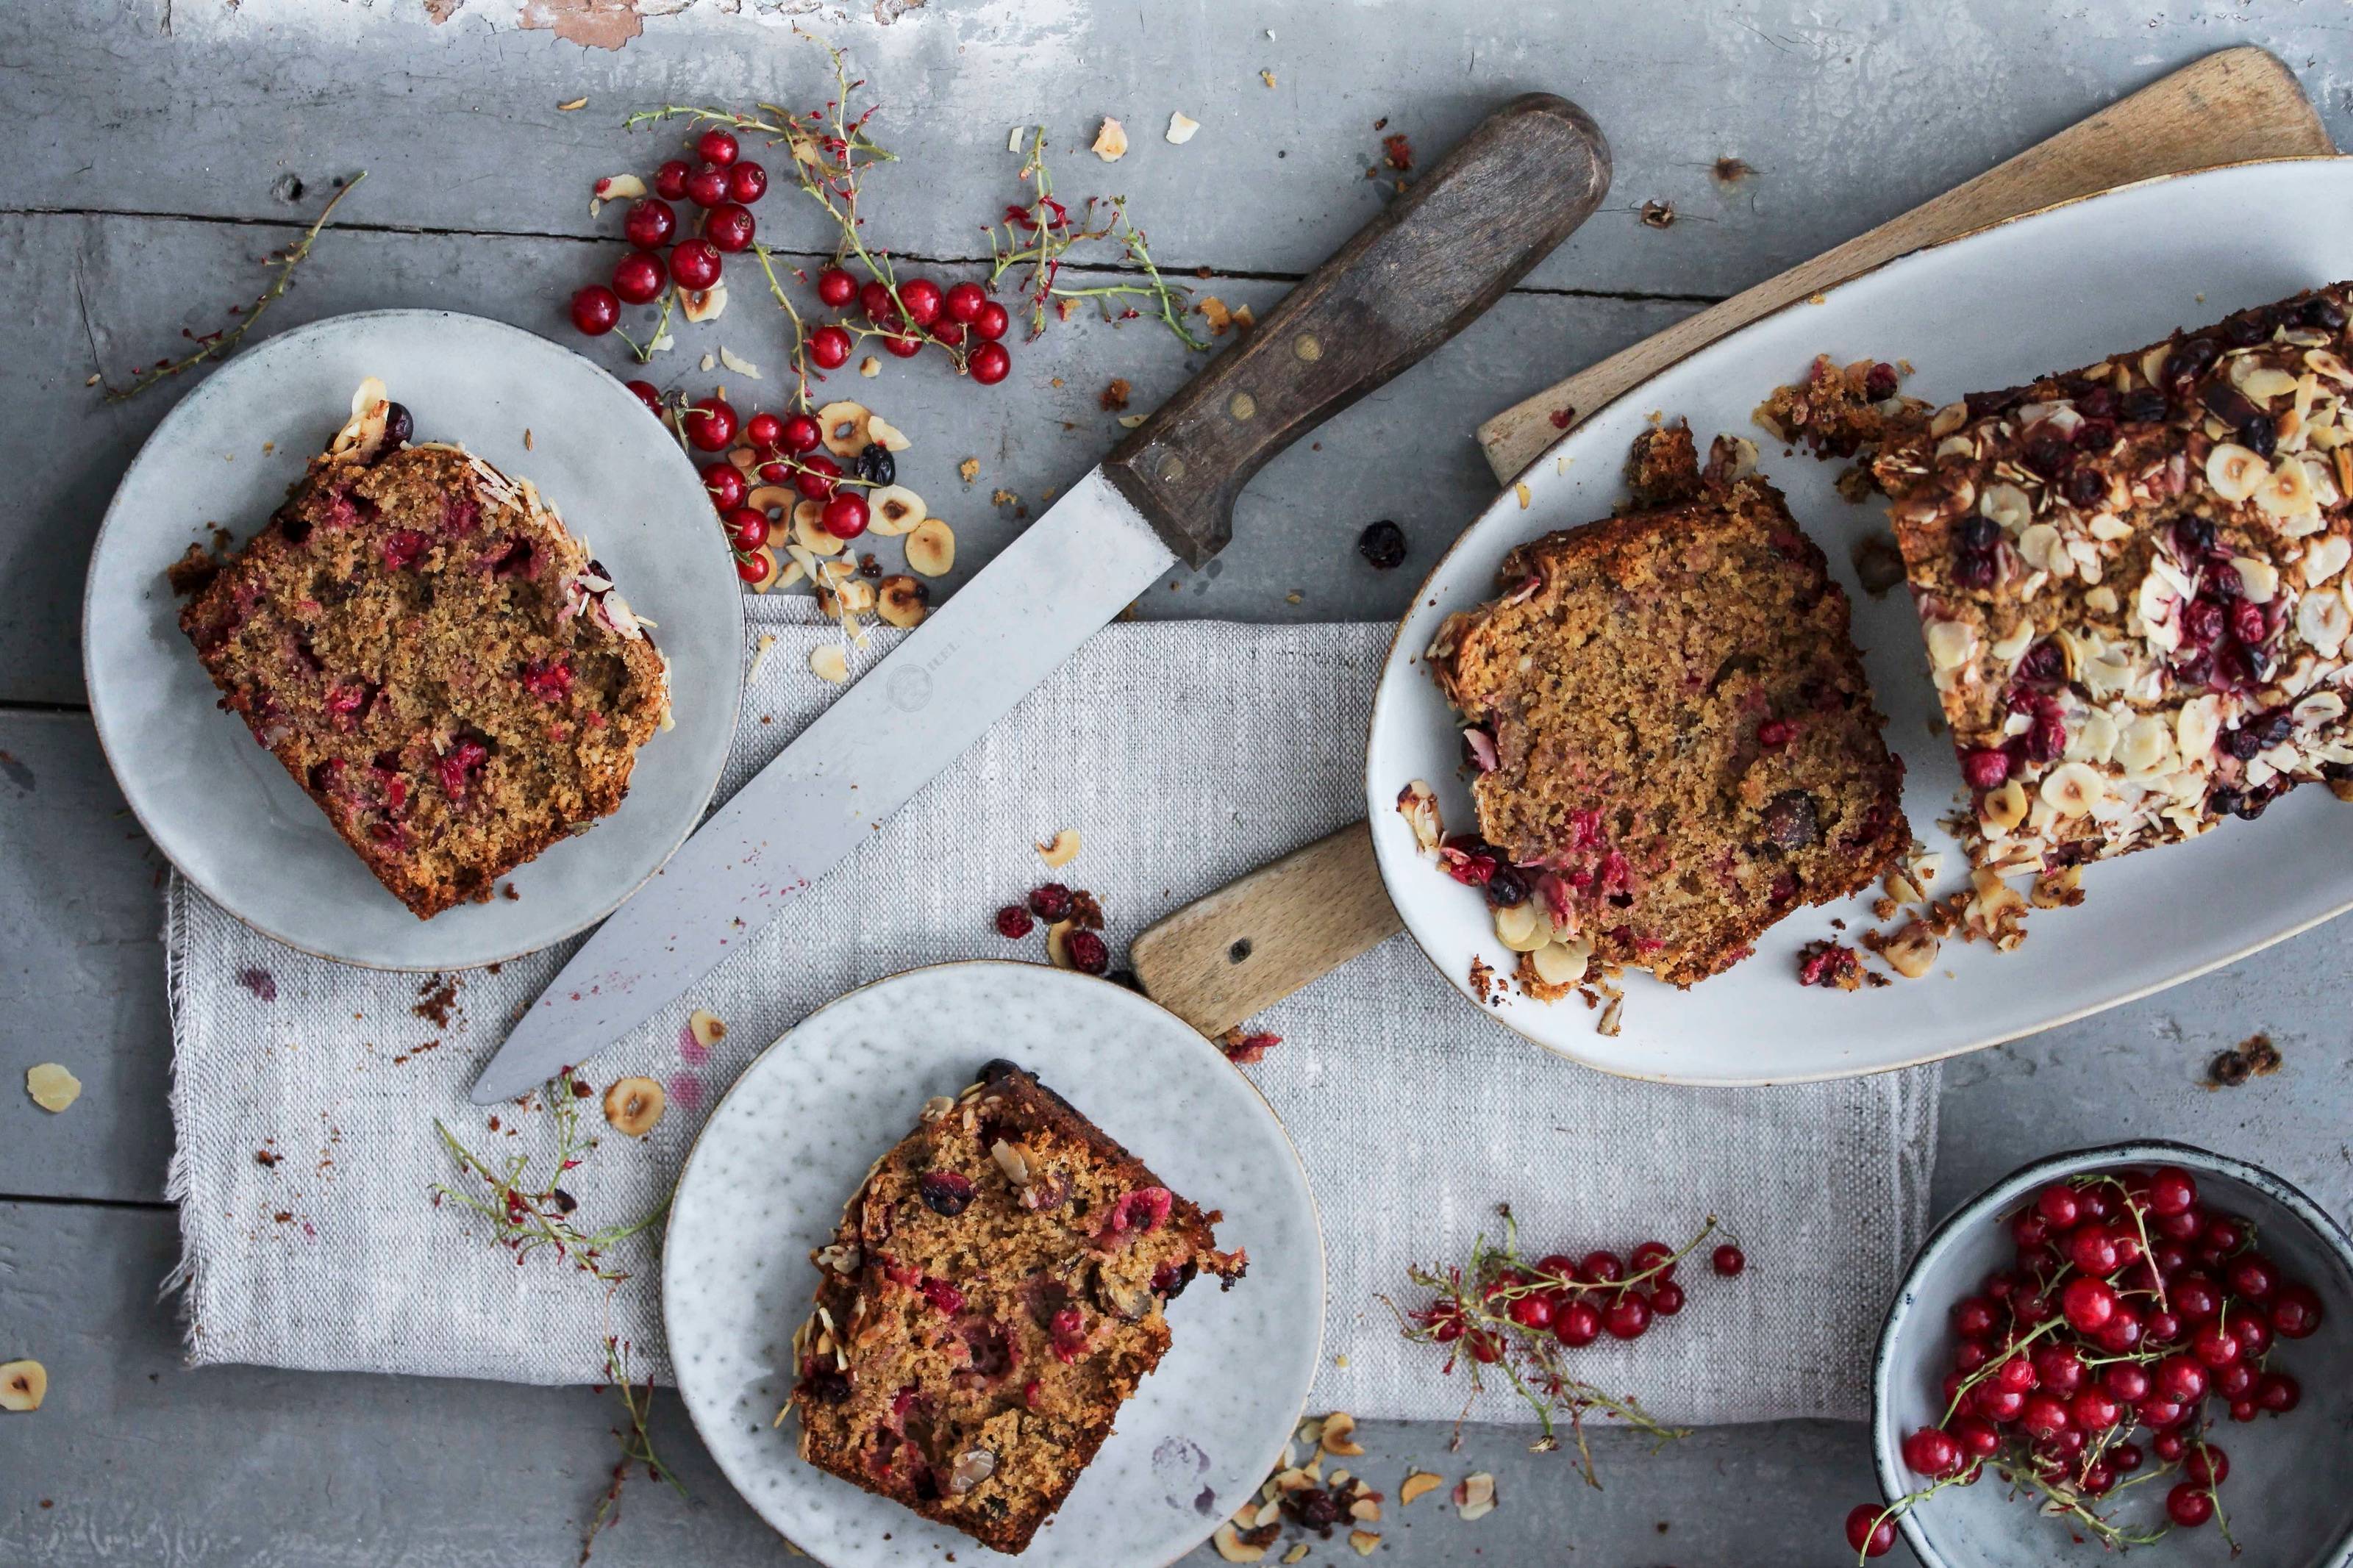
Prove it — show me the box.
[1848,1164,2324,1560]
[810,265,1013,385]
[571,126,767,340]
[1400,1211,1740,1478]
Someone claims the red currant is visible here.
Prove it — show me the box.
[2147,1166,2198,1216]
[2152,1431,2188,1463]
[779,412,823,454]
[569,284,621,336]
[1650,1281,1685,1316]
[735,550,771,584]
[624,379,664,415]
[2182,1445,2228,1486]
[2231,1313,2271,1357]
[2226,1253,2277,1300]
[1710,1244,1746,1278]
[726,507,770,551]
[682,398,738,452]
[943,280,988,323]
[860,279,896,323]
[816,268,859,308]
[2068,1387,2120,1433]
[702,463,746,511]
[895,277,943,328]
[881,330,923,359]
[704,202,756,253]
[1579,1251,1625,1284]
[793,454,841,501]
[1949,1415,2001,1458]
[2271,1282,2324,1338]
[624,197,676,251]
[821,493,869,540]
[695,127,739,166]
[1629,1240,1677,1278]
[1973,1383,2025,1422]
[1602,1292,1651,1340]
[653,160,690,201]
[1843,1504,1896,1558]
[2171,1272,2221,1322]
[2213,1361,2255,1400]
[612,251,665,305]
[2190,1322,2240,1369]
[2030,1343,2084,1394]
[2111,1442,2144,1472]
[685,162,731,210]
[1466,1329,1502,1364]
[808,326,852,370]
[2102,1362,2149,1402]
[2067,1224,2121,1276]
[2154,1354,2208,1403]
[2060,1275,2118,1333]
[740,411,782,451]
[2091,1306,2143,1355]
[1552,1299,1600,1347]
[669,240,723,291]
[2035,1183,2082,1228]
[727,161,767,204]
[1952,1296,1998,1338]
[2011,1212,2049,1250]
[2019,1393,2070,1440]
[2256,1370,2301,1412]
[930,318,968,348]
[1507,1292,1552,1330]
[1994,1356,2037,1392]
[1900,1426,1961,1478]
[2138,1397,2187,1430]
[972,299,1010,341]
[968,341,1011,384]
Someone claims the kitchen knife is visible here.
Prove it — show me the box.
[471,92,1611,1104]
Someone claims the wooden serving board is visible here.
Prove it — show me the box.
[1129,47,2335,1041]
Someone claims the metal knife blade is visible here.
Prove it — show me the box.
[468,470,1174,1103]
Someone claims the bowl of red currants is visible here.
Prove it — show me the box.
[1865,1142,2352,1567]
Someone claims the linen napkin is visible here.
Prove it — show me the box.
[165,601,1938,1425]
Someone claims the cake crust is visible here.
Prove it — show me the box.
[1428,431,1909,987]
[790,1060,1244,1556]
[1871,282,2353,873]
[174,382,669,918]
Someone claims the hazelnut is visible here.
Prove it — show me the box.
[905,518,957,577]
[688,1009,726,1049]
[1035,828,1082,868]
[794,501,846,556]
[1454,1472,1497,1521]
[602,1076,667,1136]
[679,280,728,323]
[1318,1410,1364,1456]
[876,574,929,628]
[0,1360,46,1413]
[868,485,925,537]
[815,400,872,458]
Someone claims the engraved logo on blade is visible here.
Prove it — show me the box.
[888,666,933,713]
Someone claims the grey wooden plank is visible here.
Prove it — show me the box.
[4,0,2347,301]
[0,1200,1892,1567]
[0,207,1690,704]
[0,711,175,1205]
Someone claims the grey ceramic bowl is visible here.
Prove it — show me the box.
[1873,1142,2353,1567]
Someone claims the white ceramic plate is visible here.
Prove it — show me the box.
[663,962,1324,1568]
[1368,157,2353,1085]
[83,309,743,970]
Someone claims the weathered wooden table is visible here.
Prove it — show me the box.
[5,4,2351,1563]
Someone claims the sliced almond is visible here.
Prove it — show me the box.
[1529,937,1591,987]
[795,503,846,556]
[1399,1472,1445,1508]
[590,173,646,215]
[1036,828,1082,868]
[679,280,728,323]
[1879,920,1938,979]
[25,1063,81,1113]
[1454,1472,1496,1522]
[810,643,850,684]
[0,1360,46,1412]
[1493,898,1548,953]
[1282,1547,1308,1565]
[990,1139,1031,1186]
[820,577,876,617]
[1319,1411,1364,1456]
[876,574,929,628]
[688,1009,727,1048]
[1981,778,2029,831]
[1167,110,1202,144]
[2038,760,2106,817]
[1212,1524,1266,1564]
[718,346,761,379]
[817,401,872,458]
[868,485,925,537]
[602,1076,666,1136]
[865,414,911,453]
[906,518,957,577]
[1348,1532,1379,1557]
[1349,1498,1381,1522]
[1090,116,1129,161]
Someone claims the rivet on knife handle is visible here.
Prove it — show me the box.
[1102,93,1612,568]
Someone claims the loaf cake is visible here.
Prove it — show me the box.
[1872,282,2353,873]
[171,379,671,917]
[789,1060,1246,1554]
[1426,427,1909,987]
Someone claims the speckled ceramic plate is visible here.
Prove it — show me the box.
[1366,157,2353,1084]
[82,309,742,970]
[663,962,1324,1568]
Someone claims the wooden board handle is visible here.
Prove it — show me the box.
[1477,46,2334,481]
[1129,822,1401,1039]
[1108,93,1611,566]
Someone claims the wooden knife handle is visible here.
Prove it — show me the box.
[1129,822,1402,1039]
[1105,93,1611,567]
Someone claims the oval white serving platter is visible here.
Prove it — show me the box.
[663,962,1324,1568]
[1368,156,2353,1085]
[83,309,743,970]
